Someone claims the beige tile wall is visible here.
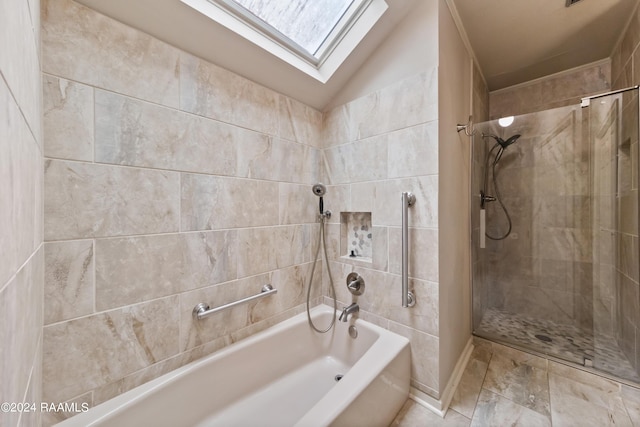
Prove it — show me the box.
[0,0,44,426]
[321,69,441,397]
[490,62,611,119]
[41,0,323,423]
[40,0,463,416]
[610,4,640,377]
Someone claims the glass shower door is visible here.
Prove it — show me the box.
[472,102,592,366]
[471,87,640,385]
[587,87,640,383]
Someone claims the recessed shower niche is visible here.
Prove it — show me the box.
[340,212,373,262]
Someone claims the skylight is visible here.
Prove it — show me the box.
[180,0,388,83]
[229,0,354,58]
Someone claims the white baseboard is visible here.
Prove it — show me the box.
[409,336,474,417]
[409,387,446,417]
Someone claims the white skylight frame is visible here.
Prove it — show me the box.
[180,0,388,83]
[219,0,356,63]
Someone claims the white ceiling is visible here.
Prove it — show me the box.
[74,0,640,109]
[451,0,640,90]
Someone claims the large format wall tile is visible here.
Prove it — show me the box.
[373,176,438,228]
[330,262,438,335]
[237,136,319,183]
[44,160,180,240]
[2,0,43,423]
[180,53,278,136]
[38,0,327,414]
[21,339,43,427]
[388,227,439,283]
[0,79,41,287]
[181,174,279,231]
[323,137,387,185]
[327,177,438,230]
[388,122,439,178]
[322,101,360,146]
[0,249,43,427]
[321,69,442,401]
[0,0,42,143]
[490,62,610,118]
[278,95,323,147]
[43,296,180,403]
[369,274,439,337]
[388,322,439,396]
[92,339,229,405]
[358,70,438,139]
[44,240,94,324]
[279,183,318,225]
[38,0,460,411]
[179,264,319,352]
[179,275,269,351]
[249,263,320,324]
[95,90,238,175]
[322,70,438,146]
[95,231,237,310]
[236,225,310,278]
[41,392,92,426]
[42,0,180,107]
[43,75,94,161]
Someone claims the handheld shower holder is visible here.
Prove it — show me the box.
[318,210,331,220]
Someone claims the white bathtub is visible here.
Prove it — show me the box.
[56,304,411,427]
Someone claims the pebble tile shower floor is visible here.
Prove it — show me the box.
[476,308,640,383]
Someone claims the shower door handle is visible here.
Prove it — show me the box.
[480,209,486,249]
[401,192,416,308]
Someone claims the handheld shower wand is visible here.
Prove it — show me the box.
[312,183,330,218]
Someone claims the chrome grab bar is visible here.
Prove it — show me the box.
[401,192,416,308]
[192,284,277,320]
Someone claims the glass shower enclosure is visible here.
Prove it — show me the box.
[471,87,640,384]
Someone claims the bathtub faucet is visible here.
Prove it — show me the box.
[339,303,359,322]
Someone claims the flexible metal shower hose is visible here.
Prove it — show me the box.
[306,215,337,333]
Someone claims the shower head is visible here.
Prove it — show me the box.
[501,134,521,148]
[483,133,521,149]
[312,183,329,218]
[312,183,326,197]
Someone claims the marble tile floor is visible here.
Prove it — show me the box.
[475,308,640,383]
[392,337,640,426]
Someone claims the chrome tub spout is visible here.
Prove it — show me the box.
[339,303,359,322]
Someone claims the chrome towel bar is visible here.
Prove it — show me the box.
[193,284,277,320]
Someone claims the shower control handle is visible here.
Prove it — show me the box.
[346,272,365,295]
